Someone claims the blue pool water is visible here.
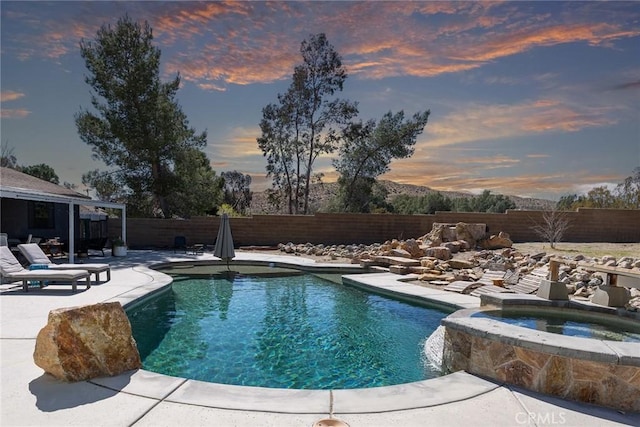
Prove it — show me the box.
[473,310,640,342]
[127,269,449,389]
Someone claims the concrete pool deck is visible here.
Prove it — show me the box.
[1,250,638,426]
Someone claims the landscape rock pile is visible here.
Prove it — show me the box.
[277,222,640,311]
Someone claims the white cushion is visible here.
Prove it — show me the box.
[17,243,51,265]
[0,246,26,274]
[7,269,89,280]
[48,263,109,273]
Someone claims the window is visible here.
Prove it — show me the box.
[28,201,55,229]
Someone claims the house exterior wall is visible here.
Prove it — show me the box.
[0,199,80,243]
[108,208,640,248]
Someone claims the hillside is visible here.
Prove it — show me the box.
[249,180,555,214]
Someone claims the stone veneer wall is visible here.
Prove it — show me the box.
[109,208,640,248]
[442,326,640,412]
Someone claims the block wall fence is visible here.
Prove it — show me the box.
[108,208,639,249]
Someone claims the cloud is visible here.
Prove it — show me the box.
[380,164,622,200]
[451,23,638,63]
[0,108,30,119]
[1,91,25,102]
[3,1,638,89]
[422,98,619,148]
[610,80,640,91]
[372,129,628,199]
[573,181,619,195]
[206,126,264,172]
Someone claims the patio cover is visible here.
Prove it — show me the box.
[0,186,126,263]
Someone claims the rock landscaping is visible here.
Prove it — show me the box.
[276,222,640,311]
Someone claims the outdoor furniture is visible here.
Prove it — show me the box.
[40,239,64,258]
[17,243,111,282]
[188,244,205,255]
[78,237,109,256]
[0,246,91,292]
[173,236,187,253]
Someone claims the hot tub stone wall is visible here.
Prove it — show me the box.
[443,327,640,412]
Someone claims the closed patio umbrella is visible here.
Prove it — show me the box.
[214,213,235,269]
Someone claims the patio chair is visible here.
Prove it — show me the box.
[173,236,187,253]
[17,243,111,282]
[0,246,91,292]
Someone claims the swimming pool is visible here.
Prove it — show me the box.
[127,266,450,389]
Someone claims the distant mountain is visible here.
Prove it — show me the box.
[249,180,555,214]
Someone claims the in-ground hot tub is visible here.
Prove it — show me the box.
[441,293,640,412]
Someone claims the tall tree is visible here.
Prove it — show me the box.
[257,101,298,213]
[258,33,358,214]
[75,15,218,217]
[333,110,430,212]
[20,163,60,184]
[615,167,640,209]
[166,148,223,217]
[221,170,253,214]
[585,186,617,208]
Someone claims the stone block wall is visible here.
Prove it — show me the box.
[108,208,640,248]
[442,328,640,412]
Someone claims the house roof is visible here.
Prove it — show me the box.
[0,166,123,209]
[0,166,90,199]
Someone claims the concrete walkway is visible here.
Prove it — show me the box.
[1,250,638,426]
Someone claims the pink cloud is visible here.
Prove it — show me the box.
[2,2,638,90]
[0,108,30,119]
[1,91,25,102]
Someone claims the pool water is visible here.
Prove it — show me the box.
[473,310,640,342]
[127,269,449,389]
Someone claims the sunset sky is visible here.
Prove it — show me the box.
[1,1,639,201]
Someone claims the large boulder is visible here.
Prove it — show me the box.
[423,246,452,261]
[400,238,424,258]
[455,222,487,247]
[421,223,487,249]
[479,232,514,250]
[421,223,456,246]
[33,302,141,382]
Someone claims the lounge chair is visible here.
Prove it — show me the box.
[0,246,91,292]
[17,243,111,282]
